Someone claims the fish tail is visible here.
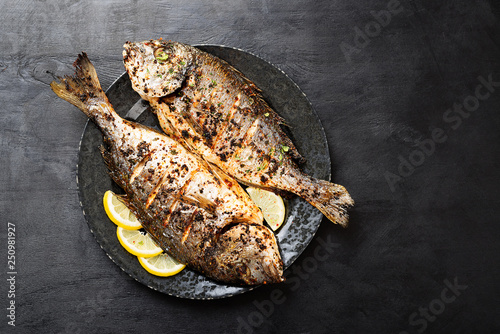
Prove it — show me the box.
[301,177,354,227]
[50,53,108,119]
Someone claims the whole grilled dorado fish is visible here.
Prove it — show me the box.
[51,53,284,285]
[123,39,354,226]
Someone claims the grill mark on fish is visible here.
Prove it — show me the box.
[162,199,179,227]
[181,209,197,243]
[210,93,240,150]
[177,101,205,139]
[130,149,156,183]
[241,116,261,147]
[174,168,209,210]
[145,162,178,209]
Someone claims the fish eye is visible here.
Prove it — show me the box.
[154,48,169,62]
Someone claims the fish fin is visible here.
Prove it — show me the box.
[256,100,305,164]
[50,53,107,117]
[208,54,262,94]
[114,193,150,231]
[279,132,305,164]
[50,78,88,111]
[152,102,176,137]
[180,193,217,215]
[154,97,205,142]
[115,193,138,214]
[302,178,354,227]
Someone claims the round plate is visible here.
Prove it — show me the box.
[77,45,331,299]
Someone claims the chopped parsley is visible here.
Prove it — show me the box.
[257,162,267,171]
[155,52,169,62]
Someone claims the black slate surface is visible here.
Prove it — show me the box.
[1,0,499,333]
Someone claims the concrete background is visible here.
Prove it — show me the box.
[1,0,499,333]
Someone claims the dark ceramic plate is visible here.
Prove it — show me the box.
[77,45,331,299]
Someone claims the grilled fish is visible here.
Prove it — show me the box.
[51,53,284,285]
[123,39,354,226]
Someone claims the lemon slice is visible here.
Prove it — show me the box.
[103,190,142,230]
[246,187,286,231]
[138,253,186,277]
[116,227,163,257]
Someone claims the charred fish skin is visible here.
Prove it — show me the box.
[51,53,284,285]
[123,40,354,227]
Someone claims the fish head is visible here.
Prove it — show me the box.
[123,39,194,97]
[214,223,284,285]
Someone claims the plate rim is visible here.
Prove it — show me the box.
[76,44,330,299]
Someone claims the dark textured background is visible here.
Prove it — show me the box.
[1,0,499,333]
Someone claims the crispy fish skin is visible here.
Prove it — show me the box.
[51,53,284,285]
[123,40,354,227]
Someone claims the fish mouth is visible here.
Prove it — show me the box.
[256,256,285,284]
[122,42,139,65]
[215,223,284,284]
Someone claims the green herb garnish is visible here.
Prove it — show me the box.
[156,52,169,62]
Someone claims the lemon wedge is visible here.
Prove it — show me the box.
[116,227,163,257]
[103,190,142,230]
[138,253,186,277]
[246,187,286,231]
[105,191,184,277]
